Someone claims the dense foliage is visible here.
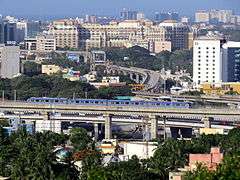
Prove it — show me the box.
[105,46,193,75]
[1,124,240,179]
[0,75,132,100]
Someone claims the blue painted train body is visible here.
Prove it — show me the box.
[27,97,192,109]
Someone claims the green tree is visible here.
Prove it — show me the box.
[23,61,41,76]
[93,86,132,99]
[70,128,92,151]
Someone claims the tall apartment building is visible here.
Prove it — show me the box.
[16,21,27,43]
[222,42,240,82]
[0,44,20,78]
[195,11,210,23]
[193,37,223,87]
[159,20,190,50]
[120,9,137,20]
[48,19,80,49]
[27,21,41,38]
[36,34,56,52]
[4,21,17,45]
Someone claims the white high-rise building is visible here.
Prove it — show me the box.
[193,37,223,87]
[0,44,20,78]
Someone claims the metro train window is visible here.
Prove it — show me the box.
[55,100,59,103]
[95,101,99,104]
[75,100,79,103]
[85,101,89,103]
[135,102,139,105]
[116,102,120,104]
[125,102,130,104]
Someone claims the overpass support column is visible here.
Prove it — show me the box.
[94,123,99,141]
[149,115,158,140]
[104,114,112,139]
[136,75,140,84]
[43,112,50,121]
[202,117,213,128]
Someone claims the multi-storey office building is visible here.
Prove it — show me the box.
[159,20,190,50]
[79,20,172,53]
[4,21,17,44]
[222,42,240,82]
[193,37,223,87]
[36,34,56,52]
[48,20,80,49]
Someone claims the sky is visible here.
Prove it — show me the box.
[0,0,240,18]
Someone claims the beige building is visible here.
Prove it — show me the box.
[48,19,80,49]
[153,41,172,53]
[195,11,210,23]
[79,20,171,53]
[42,65,66,75]
[36,34,56,52]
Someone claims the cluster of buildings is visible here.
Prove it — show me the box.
[0,15,43,79]
[45,18,192,53]
[195,9,240,25]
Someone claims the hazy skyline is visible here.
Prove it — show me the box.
[0,0,240,17]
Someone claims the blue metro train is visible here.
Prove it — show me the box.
[27,97,192,109]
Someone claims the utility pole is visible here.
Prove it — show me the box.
[163,116,167,141]
[142,116,149,159]
[164,78,166,95]
[73,92,76,100]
